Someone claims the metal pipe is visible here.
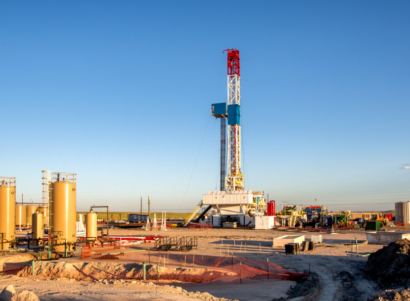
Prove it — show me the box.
[356,238,359,256]
[64,239,67,258]
[148,197,151,218]
[267,258,269,279]
[0,249,26,252]
[220,118,226,191]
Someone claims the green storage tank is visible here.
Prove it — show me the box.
[365,221,381,231]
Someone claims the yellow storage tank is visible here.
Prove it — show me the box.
[86,209,97,240]
[32,212,43,246]
[0,177,16,249]
[50,173,76,252]
[26,205,38,227]
[38,206,49,227]
[15,205,27,227]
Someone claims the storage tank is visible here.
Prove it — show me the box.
[0,177,16,249]
[32,211,43,246]
[404,202,410,224]
[15,205,27,227]
[395,201,410,224]
[26,205,38,227]
[86,209,97,240]
[50,172,76,252]
[395,202,403,223]
[394,202,410,224]
[38,205,49,227]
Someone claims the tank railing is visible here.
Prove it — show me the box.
[0,177,16,186]
[51,172,77,183]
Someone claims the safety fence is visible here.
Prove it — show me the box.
[187,223,212,229]
[14,252,308,284]
[81,240,143,260]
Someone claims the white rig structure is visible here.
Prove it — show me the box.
[225,49,243,192]
[197,49,273,229]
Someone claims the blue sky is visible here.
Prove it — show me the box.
[1,1,409,213]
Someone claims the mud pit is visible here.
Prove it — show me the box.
[12,227,387,300]
[18,261,243,283]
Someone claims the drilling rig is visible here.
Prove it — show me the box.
[195,49,274,228]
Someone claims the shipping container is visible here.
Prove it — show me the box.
[366,221,381,231]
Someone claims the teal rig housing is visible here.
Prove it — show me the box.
[211,103,241,125]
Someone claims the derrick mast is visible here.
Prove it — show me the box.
[224,49,244,191]
[203,49,268,228]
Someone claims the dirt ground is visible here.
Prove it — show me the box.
[9,227,390,301]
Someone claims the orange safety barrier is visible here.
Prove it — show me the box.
[81,241,143,260]
[165,222,173,229]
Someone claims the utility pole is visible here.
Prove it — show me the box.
[140,197,142,215]
[22,194,23,204]
[148,196,151,218]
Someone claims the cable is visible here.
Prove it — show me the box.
[215,167,219,191]
[179,115,212,209]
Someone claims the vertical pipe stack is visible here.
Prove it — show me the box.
[148,196,150,218]
[42,171,51,229]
